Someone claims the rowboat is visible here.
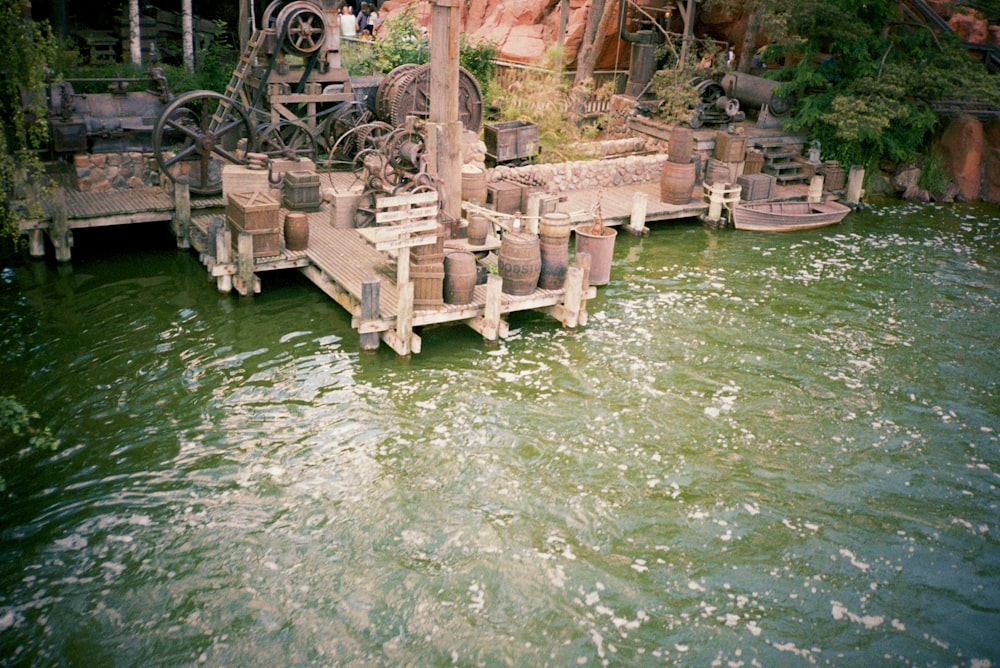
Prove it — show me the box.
[732,200,851,232]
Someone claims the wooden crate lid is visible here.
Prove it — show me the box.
[227,190,279,209]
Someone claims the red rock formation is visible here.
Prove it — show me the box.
[938,114,985,201]
[949,11,989,44]
[377,0,655,69]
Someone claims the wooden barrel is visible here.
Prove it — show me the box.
[467,214,489,246]
[444,252,477,305]
[705,158,732,186]
[538,212,572,243]
[284,212,309,251]
[538,238,568,290]
[461,166,488,205]
[497,231,541,296]
[660,160,696,204]
[669,127,694,164]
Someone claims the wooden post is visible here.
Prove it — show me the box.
[846,165,865,206]
[576,252,591,327]
[807,174,824,202]
[482,273,503,343]
[628,190,649,236]
[360,276,381,352]
[28,229,45,258]
[561,264,584,329]
[706,183,724,222]
[235,231,255,296]
[216,224,233,293]
[429,0,462,221]
[174,181,191,249]
[50,187,72,263]
[395,281,415,356]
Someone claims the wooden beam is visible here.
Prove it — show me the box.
[360,276,381,351]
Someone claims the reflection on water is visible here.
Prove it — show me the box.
[1,204,998,665]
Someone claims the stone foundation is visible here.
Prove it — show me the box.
[72,152,160,192]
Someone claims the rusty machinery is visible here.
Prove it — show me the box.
[43,67,174,155]
[151,0,484,197]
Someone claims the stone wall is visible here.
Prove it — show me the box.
[72,152,159,192]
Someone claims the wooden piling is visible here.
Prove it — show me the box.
[50,188,71,263]
[360,276,381,352]
[846,165,865,206]
[215,225,233,293]
[174,181,191,249]
[627,191,650,237]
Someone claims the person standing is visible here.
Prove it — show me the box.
[339,4,357,38]
[357,2,372,37]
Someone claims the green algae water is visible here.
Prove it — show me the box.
[1,202,998,666]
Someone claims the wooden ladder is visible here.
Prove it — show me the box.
[211,29,265,130]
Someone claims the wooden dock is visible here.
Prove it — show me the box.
[18,164,827,355]
[185,184,597,356]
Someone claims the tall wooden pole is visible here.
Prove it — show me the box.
[429,0,462,220]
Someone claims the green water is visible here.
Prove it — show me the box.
[1,202,998,666]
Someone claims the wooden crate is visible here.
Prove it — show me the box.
[487,180,524,214]
[714,132,747,163]
[737,173,776,201]
[411,262,445,307]
[283,170,321,210]
[227,191,279,231]
[228,216,280,257]
[484,121,539,163]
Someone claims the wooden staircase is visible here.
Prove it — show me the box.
[749,136,810,185]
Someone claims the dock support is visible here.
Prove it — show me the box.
[807,175,824,202]
[482,274,504,343]
[234,231,260,296]
[215,225,233,293]
[28,229,45,258]
[627,191,649,237]
[49,188,72,263]
[705,183,741,225]
[174,181,191,249]
[360,276,381,352]
[384,281,419,356]
[846,165,865,207]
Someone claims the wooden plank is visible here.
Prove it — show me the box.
[374,205,439,224]
[375,190,439,209]
[356,219,439,243]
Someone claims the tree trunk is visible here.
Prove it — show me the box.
[572,0,611,114]
[182,0,195,72]
[129,0,141,66]
[738,7,759,73]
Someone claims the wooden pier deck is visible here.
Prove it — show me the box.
[17,165,818,355]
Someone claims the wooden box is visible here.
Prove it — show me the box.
[228,216,280,257]
[737,173,776,201]
[487,180,524,214]
[714,131,747,163]
[227,191,279,231]
[484,121,539,163]
[410,262,445,307]
[283,170,322,210]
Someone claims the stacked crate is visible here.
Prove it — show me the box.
[736,173,776,201]
[410,223,445,307]
[227,191,280,258]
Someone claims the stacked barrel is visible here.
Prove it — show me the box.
[661,126,697,204]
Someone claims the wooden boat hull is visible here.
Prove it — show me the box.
[733,200,851,232]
